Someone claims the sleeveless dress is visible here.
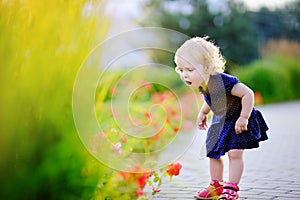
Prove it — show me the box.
[199,73,269,159]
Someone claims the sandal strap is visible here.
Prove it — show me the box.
[219,193,232,199]
[197,180,223,193]
[223,182,239,191]
[221,188,238,196]
[210,180,224,187]
[223,186,238,192]
[195,180,224,199]
[219,182,239,200]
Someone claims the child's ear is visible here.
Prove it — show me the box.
[203,65,209,74]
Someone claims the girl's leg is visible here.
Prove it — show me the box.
[228,149,244,184]
[209,157,224,181]
[218,150,243,199]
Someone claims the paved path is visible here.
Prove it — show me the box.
[144,101,300,199]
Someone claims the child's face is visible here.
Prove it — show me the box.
[175,57,208,89]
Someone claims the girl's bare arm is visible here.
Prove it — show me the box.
[197,100,211,130]
[200,100,211,115]
[231,83,254,134]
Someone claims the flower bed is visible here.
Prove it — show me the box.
[91,72,199,199]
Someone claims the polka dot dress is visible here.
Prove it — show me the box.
[199,73,269,159]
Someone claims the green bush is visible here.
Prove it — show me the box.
[232,56,300,103]
[0,1,111,199]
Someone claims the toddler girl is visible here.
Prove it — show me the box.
[174,37,269,200]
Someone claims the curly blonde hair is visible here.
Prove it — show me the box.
[174,37,225,75]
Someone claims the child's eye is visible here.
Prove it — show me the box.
[188,68,194,72]
[177,68,183,72]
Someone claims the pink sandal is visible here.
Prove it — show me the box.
[218,182,239,200]
[194,180,224,200]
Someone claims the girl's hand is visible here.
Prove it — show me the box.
[197,112,208,130]
[235,116,248,134]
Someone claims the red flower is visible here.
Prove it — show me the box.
[81,169,87,176]
[136,189,144,196]
[98,131,107,138]
[152,92,166,103]
[121,136,127,143]
[254,91,264,105]
[143,82,152,91]
[166,162,182,176]
[166,116,171,124]
[166,106,178,116]
[117,171,129,181]
[173,126,179,133]
[152,186,161,193]
[137,173,149,188]
[144,111,151,120]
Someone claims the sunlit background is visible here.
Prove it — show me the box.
[0,0,299,199]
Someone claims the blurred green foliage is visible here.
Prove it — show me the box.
[232,56,300,104]
[0,0,111,199]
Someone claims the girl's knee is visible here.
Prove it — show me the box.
[228,149,244,160]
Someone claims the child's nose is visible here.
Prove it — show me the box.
[183,71,189,78]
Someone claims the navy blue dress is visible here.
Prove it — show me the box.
[199,73,269,159]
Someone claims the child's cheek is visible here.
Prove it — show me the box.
[180,74,184,81]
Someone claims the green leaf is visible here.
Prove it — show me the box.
[158,179,162,187]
